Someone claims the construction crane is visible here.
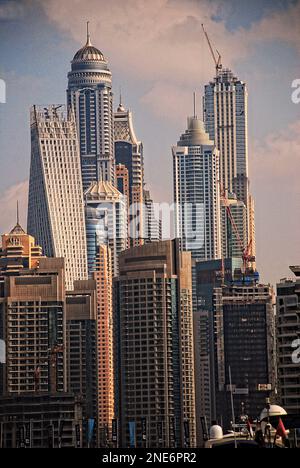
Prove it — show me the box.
[48,344,64,394]
[33,344,64,394]
[219,182,255,274]
[201,24,222,75]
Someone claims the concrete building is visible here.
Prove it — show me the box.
[203,67,255,262]
[27,105,88,290]
[115,240,196,448]
[143,189,161,244]
[0,393,83,448]
[277,266,300,413]
[114,99,145,247]
[0,223,66,395]
[214,277,276,429]
[66,280,98,447]
[221,195,248,260]
[67,25,115,188]
[84,180,127,278]
[92,245,115,446]
[173,115,221,262]
[193,258,242,445]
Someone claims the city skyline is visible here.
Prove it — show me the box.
[0,0,299,287]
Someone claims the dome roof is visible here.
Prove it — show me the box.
[84,181,122,200]
[72,24,105,63]
[73,41,105,63]
[178,116,214,147]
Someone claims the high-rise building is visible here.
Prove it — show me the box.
[114,99,144,246]
[66,279,98,447]
[214,275,276,430]
[67,25,115,189]
[173,116,221,262]
[0,223,66,395]
[277,266,300,413]
[193,257,242,445]
[92,244,115,446]
[221,195,247,259]
[203,68,255,261]
[84,181,127,278]
[143,189,161,244]
[193,260,276,440]
[27,105,88,290]
[114,240,196,448]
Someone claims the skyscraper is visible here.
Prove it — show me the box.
[214,275,276,429]
[173,115,221,262]
[92,244,115,446]
[84,181,127,278]
[67,25,115,189]
[173,114,222,310]
[115,240,196,448]
[203,68,255,261]
[27,105,88,290]
[66,279,98,447]
[277,266,300,413]
[114,99,144,246]
[0,223,66,395]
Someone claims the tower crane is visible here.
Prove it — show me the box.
[219,182,255,275]
[201,24,222,75]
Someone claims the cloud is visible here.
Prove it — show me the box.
[251,119,300,285]
[0,1,26,20]
[0,181,28,238]
[252,119,300,192]
[140,82,194,124]
[38,0,300,118]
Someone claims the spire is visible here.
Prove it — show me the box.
[117,87,125,112]
[119,86,122,108]
[193,91,197,119]
[17,200,19,225]
[86,21,92,46]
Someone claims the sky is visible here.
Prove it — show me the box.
[0,0,299,287]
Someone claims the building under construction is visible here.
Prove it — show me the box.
[194,259,276,443]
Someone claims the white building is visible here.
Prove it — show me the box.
[84,181,128,278]
[173,116,221,262]
[203,68,255,260]
[27,105,88,290]
[67,26,115,190]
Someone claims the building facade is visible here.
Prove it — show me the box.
[67,27,115,189]
[277,266,300,413]
[27,105,88,290]
[0,393,83,448]
[84,181,127,278]
[66,279,98,447]
[115,240,196,448]
[173,116,221,262]
[214,277,276,429]
[92,245,115,446]
[203,68,255,261]
[0,224,66,395]
[114,99,145,246]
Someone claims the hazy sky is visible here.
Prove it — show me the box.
[0,0,299,286]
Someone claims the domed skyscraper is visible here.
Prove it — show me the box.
[67,23,115,190]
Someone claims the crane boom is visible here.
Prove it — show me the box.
[202,24,222,74]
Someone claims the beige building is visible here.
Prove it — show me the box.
[115,240,196,448]
[92,244,115,446]
[0,223,66,395]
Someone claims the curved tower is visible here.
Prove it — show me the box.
[67,24,115,190]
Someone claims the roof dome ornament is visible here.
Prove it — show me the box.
[72,21,106,64]
[86,21,92,47]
